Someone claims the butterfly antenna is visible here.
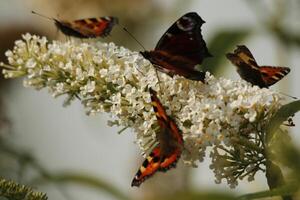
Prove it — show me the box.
[119,25,162,90]
[278,91,298,100]
[114,24,146,77]
[119,25,146,50]
[31,10,55,21]
[120,26,162,90]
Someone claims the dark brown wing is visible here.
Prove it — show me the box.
[226,49,266,88]
[141,50,206,81]
[155,12,212,66]
[232,45,258,67]
[140,12,211,81]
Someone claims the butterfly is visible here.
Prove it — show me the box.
[140,12,212,82]
[131,88,183,187]
[32,11,118,38]
[226,45,290,88]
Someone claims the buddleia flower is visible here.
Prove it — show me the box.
[1,33,286,187]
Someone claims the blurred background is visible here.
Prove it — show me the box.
[0,0,300,199]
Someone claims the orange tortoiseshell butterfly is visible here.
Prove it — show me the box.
[131,88,183,187]
[140,12,212,81]
[226,45,290,88]
[32,11,118,38]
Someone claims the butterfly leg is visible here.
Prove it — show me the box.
[155,68,162,91]
[134,66,146,77]
[64,35,71,42]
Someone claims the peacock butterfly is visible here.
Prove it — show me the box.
[140,12,212,81]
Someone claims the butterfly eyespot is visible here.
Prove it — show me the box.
[176,16,196,31]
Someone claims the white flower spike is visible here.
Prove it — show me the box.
[1,33,285,187]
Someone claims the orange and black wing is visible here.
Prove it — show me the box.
[131,143,182,187]
[131,89,183,187]
[55,17,118,38]
[131,146,162,187]
[149,88,183,145]
[259,66,290,87]
[226,45,290,88]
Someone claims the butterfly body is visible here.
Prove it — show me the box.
[131,89,183,187]
[54,16,118,38]
[141,12,211,82]
[226,45,290,88]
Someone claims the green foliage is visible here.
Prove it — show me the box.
[201,29,250,75]
[266,100,300,144]
[263,100,300,199]
[0,178,47,200]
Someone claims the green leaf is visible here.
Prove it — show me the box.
[265,161,285,190]
[201,29,250,75]
[266,100,300,144]
[0,178,47,200]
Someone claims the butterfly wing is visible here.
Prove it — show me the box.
[226,45,267,88]
[155,12,211,66]
[131,89,183,187]
[55,17,118,38]
[72,17,118,37]
[131,146,162,187]
[149,88,183,146]
[140,12,211,81]
[141,50,206,81]
[227,45,291,88]
[232,45,258,66]
[131,143,182,187]
[55,20,85,38]
[259,66,290,87]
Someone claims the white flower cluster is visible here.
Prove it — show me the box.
[1,33,284,187]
